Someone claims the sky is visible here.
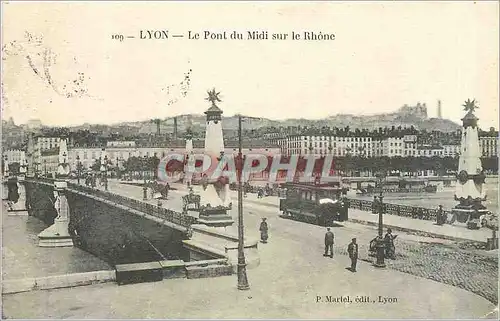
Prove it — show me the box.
[1,1,499,129]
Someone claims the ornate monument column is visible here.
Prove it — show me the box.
[182,90,259,273]
[3,154,9,178]
[99,148,108,190]
[19,152,27,175]
[196,89,234,227]
[2,155,9,200]
[453,99,488,229]
[183,127,194,185]
[26,132,35,178]
[38,138,74,247]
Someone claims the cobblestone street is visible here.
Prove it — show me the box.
[388,241,498,304]
[328,231,498,305]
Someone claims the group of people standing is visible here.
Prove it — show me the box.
[324,227,398,272]
[323,227,359,272]
[84,173,99,188]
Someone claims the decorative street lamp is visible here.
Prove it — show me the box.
[103,155,108,191]
[374,170,386,268]
[3,155,9,177]
[76,155,81,184]
[143,155,148,200]
[116,157,120,179]
[236,114,250,290]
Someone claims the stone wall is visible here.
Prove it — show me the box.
[24,181,189,266]
[67,192,189,266]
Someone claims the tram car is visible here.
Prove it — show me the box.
[279,183,348,226]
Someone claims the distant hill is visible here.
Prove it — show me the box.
[119,103,461,134]
[2,103,463,148]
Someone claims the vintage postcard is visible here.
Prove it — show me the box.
[1,1,499,319]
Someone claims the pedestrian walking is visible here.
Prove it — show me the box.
[347,238,358,272]
[259,218,269,243]
[323,227,334,258]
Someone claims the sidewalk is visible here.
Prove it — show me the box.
[1,203,111,281]
[169,182,492,243]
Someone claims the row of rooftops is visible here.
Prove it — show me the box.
[69,139,280,149]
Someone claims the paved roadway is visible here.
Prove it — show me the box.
[74,180,500,306]
[2,204,111,280]
[3,180,497,319]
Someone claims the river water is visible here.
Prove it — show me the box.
[350,176,498,212]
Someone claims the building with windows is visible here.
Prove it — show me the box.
[417,144,444,157]
[39,148,60,177]
[276,134,374,157]
[67,139,280,171]
[442,144,461,158]
[3,149,26,164]
[479,136,499,157]
[35,135,61,151]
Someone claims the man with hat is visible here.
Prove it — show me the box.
[347,238,359,272]
[436,205,445,225]
[323,227,334,258]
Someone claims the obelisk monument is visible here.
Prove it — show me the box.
[196,89,234,227]
[453,99,488,229]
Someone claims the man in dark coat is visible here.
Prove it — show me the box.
[259,218,269,243]
[347,238,358,272]
[164,183,170,200]
[324,227,334,258]
[384,228,397,259]
[436,205,445,225]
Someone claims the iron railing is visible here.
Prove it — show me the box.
[346,199,449,221]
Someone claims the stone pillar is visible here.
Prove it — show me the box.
[7,175,27,214]
[3,155,9,178]
[2,178,7,200]
[38,137,73,247]
[184,130,194,185]
[452,99,488,229]
[38,180,74,247]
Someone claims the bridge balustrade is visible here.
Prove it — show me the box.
[62,181,195,228]
[346,198,448,222]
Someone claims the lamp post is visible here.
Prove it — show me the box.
[76,155,81,184]
[116,157,120,179]
[103,155,108,191]
[44,159,47,176]
[236,114,250,290]
[3,155,8,177]
[143,155,148,200]
[374,170,386,268]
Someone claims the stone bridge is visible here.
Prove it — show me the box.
[22,177,196,266]
[17,176,260,276]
